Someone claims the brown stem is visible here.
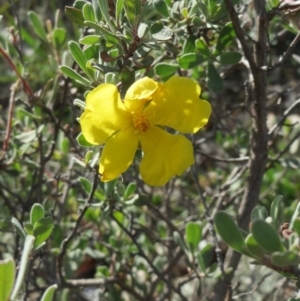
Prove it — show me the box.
[212,1,269,300]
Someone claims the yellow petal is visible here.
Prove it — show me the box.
[124,77,158,112]
[80,84,131,145]
[144,76,211,133]
[99,127,139,181]
[139,126,194,186]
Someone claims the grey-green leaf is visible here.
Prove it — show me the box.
[271,195,283,229]
[251,219,286,253]
[30,203,45,225]
[153,0,169,17]
[12,217,26,239]
[214,211,246,252]
[245,233,265,259]
[60,65,91,86]
[28,11,47,41]
[251,205,269,222]
[82,2,96,22]
[271,251,298,267]
[33,216,54,248]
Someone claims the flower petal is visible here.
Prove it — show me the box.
[145,76,211,133]
[124,77,158,112]
[99,127,139,182]
[80,84,131,145]
[139,126,194,186]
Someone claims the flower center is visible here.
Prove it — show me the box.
[132,112,150,132]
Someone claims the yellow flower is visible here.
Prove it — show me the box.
[80,76,211,186]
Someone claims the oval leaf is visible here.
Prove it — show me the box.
[251,219,285,253]
[207,63,223,91]
[33,217,54,248]
[0,258,15,301]
[30,203,45,225]
[154,63,178,78]
[219,52,242,66]
[40,284,57,301]
[185,222,202,253]
[177,53,206,69]
[245,233,265,259]
[214,211,246,252]
[271,251,298,267]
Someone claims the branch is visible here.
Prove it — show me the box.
[57,173,99,284]
[262,32,300,71]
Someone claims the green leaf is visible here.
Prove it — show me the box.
[219,52,242,66]
[251,206,269,222]
[292,218,300,237]
[290,202,300,228]
[173,231,189,256]
[77,132,94,147]
[185,222,202,253]
[84,21,119,44]
[124,182,137,200]
[115,0,124,24]
[123,0,136,26]
[182,36,197,54]
[214,211,246,252]
[23,223,34,235]
[28,11,47,41]
[207,63,223,91]
[30,203,45,225]
[195,38,211,58]
[270,195,283,229]
[60,65,92,86]
[271,251,298,267]
[153,0,169,17]
[79,35,100,45]
[11,217,26,239]
[0,258,15,301]
[154,63,178,78]
[97,0,114,30]
[82,2,96,22]
[64,6,85,26]
[52,28,67,50]
[33,217,54,248]
[196,253,206,272]
[68,41,88,74]
[251,219,285,253]
[79,177,92,194]
[40,284,57,301]
[177,53,206,69]
[245,233,265,259]
[216,22,235,53]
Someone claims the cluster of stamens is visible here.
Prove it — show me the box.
[132,112,150,132]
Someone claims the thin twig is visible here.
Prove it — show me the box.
[112,213,189,301]
[0,46,33,96]
[1,82,18,156]
[268,98,300,136]
[262,32,300,71]
[57,173,99,284]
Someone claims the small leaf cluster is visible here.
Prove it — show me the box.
[215,195,300,282]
